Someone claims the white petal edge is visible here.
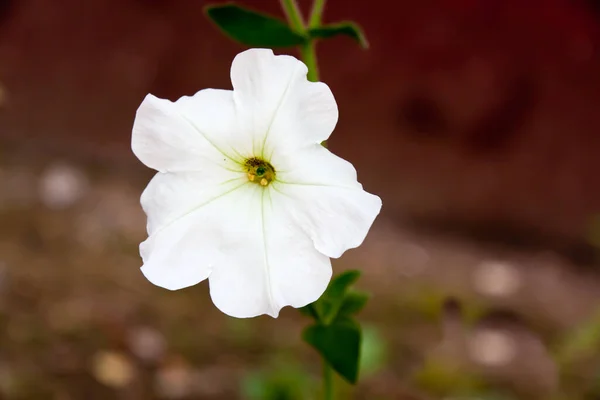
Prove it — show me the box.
[132,91,242,173]
[140,211,213,290]
[230,49,338,158]
[272,144,382,258]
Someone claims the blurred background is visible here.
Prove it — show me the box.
[2,0,600,398]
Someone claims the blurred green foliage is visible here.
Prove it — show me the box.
[359,325,388,377]
[241,362,315,400]
[413,359,485,397]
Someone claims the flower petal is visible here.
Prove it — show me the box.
[141,170,246,236]
[175,89,253,162]
[209,186,332,318]
[140,211,213,291]
[139,173,249,291]
[273,145,382,258]
[132,92,242,173]
[230,49,338,158]
[266,191,332,310]
[141,181,331,317]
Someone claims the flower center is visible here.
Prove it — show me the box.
[245,157,276,186]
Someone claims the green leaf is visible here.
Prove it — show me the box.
[308,22,369,48]
[314,270,361,323]
[337,290,370,317]
[298,303,320,320]
[205,4,307,48]
[324,270,361,299]
[302,318,361,384]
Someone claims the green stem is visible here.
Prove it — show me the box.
[279,0,321,82]
[278,0,305,33]
[300,41,319,82]
[308,0,326,28]
[323,359,334,400]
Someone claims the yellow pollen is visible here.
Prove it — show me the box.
[244,157,275,186]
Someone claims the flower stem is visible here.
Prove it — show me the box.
[323,359,334,400]
[308,0,326,28]
[300,41,319,82]
[278,0,305,33]
[279,0,320,82]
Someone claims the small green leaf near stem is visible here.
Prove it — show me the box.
[303,318,361,384]
[309,22,369,49]
[205,4,306,47]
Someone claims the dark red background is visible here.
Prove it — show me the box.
[2,0,600,254]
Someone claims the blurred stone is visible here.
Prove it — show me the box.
[468,328,516,367]
[92,351,135,388]
[472,260,521,297]
[127,326,166,364]
[155,359,192,399]
[39,162,89,210]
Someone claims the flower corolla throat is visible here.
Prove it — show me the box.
[245,157,276,187]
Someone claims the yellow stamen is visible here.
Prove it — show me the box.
[244,157,275,186]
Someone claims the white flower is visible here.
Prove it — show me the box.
[132,48,382,318]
